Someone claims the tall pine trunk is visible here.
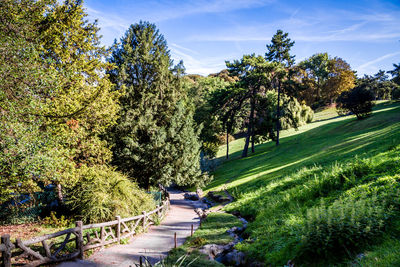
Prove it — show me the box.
[251,104,255,153]
[242,123,251,158]
[276,81,281,146]
[226,129,229,159]
[242,92,255,157]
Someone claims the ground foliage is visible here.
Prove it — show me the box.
[67,165,155,223]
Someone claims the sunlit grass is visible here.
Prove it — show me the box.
[206,101,400,266]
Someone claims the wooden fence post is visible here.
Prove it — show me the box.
[1,235,12,267]
[75,221,84,259]
[174,232,177,249]
[116,216,121,243]
[142,211,146,229]
[156,205,160,217]
[100,226,105,243]
[191,224,193,237]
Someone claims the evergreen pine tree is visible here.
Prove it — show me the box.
[108,22,207,188]
[266,30,295,146]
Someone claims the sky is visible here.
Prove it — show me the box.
[84,0,400,77]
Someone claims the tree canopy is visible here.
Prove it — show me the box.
[107,21,207,188]
[297,53,355,108]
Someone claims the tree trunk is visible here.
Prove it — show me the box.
[242,124,251,158]
[251,100,255,153]
[276,81,281,146]
[56,183,64,204]
[226,129,229,159]
[242,93,255,158]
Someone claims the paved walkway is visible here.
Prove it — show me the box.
[83,189,203,266]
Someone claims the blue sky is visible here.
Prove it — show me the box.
[84,0,400,77]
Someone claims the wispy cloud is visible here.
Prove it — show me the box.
[187,7,400,43]
[146,0,275,22]
[170,43,199,55]
[293,32,400,42]
[170,44,227,75]
[84,0,400,76]
[85,6,130,44]
[356,51,400,74]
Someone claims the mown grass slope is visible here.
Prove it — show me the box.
[207,101,400,266]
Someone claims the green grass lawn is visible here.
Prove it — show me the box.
[206,101,400,266]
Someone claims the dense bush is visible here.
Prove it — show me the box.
[254,91,314,143]
[336,84,375,119]
[280,95,314,129]
[67,166,155,223]
[0,187,58,225]
[299,196,390,260]
[0,204,42,225]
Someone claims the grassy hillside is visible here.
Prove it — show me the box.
[206,101,400,266]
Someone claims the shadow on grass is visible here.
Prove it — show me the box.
[206,102,400,193]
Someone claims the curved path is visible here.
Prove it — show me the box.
[83,189,203,266]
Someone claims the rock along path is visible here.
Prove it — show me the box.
[85,189,203,266]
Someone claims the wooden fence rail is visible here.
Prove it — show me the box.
[0,187,170,267]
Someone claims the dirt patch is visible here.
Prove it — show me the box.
[0,223,49,241]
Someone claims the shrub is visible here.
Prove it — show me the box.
[0,203,42,225]
[336,85,375,119]
[301,104,314,123]
[42,211,72,228]
[298,196,391,260]
[217,134,235,145]
[66,165,155,223]
[280,93,314,129]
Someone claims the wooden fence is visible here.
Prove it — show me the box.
[0,186,170,267]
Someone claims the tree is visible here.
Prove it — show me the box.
[108,22,206,188]
[0,0,121,206]
[209,69,239,83]
[388,63,400,85]
[371,70,395,100]
[36,0,120,201]
[298,54,355,108]
[183,76,230,158]
[357,73,397,100]
[324,57,356,102]
[298,53,330,107]
[209,84,247,159]
[226,55,283,157]
[254,90,313,143]
[336,84,375,120]
[266,29,295,146]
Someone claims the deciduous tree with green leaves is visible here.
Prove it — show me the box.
[298,53,355,108]
[183,76,230,158]
[0,0,128,214]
